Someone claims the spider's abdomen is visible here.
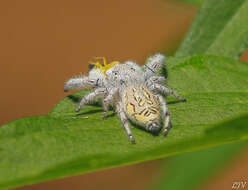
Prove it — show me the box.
[122,85,160,127]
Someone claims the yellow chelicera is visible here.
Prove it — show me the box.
[89,57,119,76]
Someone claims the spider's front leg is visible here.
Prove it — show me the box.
[157,95,170,136]
[149,83,186,102]
[64,75,98,92]
[143,53,166,79]
[116,102,136,144]
[102,88,119,120]
[64,69,106,92]
[76,88,107,112]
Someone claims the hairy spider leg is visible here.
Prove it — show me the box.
[76,88,107,112]
[143,53,166,79]
[150,76,166,84]
[102,88,119,119]
[149,83,186,101]
[157,95,170,136]
[116,102,136,144]
[145,76,166,87]
[64,76,97,92]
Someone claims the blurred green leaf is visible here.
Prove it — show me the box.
[176,0,248,59]
[0,55,248,189]
[154,141,246,190]
[176,0,204,7]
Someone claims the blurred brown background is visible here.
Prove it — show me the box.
[0,0,247,189]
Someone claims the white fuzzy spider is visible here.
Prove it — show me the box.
[64,53,186,144]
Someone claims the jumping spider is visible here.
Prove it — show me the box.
[64,54,186,144]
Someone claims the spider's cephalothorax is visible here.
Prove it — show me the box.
[64,53,186,144]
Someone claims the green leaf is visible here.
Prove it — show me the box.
[0,55,248,189]
[160,2,248,189]
[175,0,248,59]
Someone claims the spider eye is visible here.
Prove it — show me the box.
[131,68,135,71]
[113,71,118,75]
